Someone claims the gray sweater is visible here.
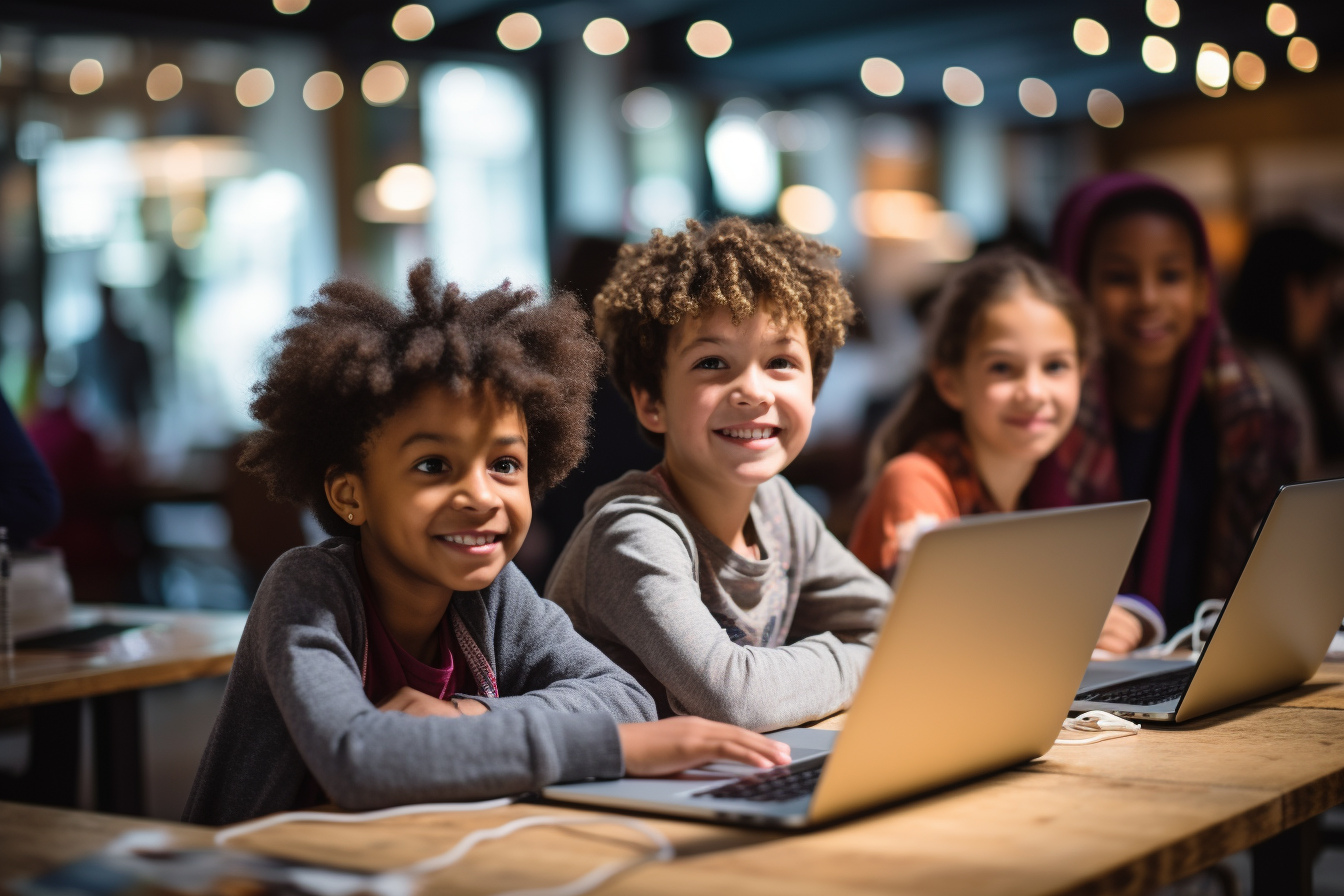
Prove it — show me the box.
[546,471,892,731]
[184,539,655,826]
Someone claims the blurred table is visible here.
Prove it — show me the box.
[2,663,1341,895]
[0,605,246,815]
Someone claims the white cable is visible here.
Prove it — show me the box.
[213,800,674,896]
[1147,599,1224,657]
[1054,710,1141,746]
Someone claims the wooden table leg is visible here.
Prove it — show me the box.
[1253,817,1318,896]
[0,700,82,807]
[92,691,143,816]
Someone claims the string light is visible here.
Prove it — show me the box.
[392,5,435,41]
[583,18,628,55]
[303,71,344,110]
[1087,89,1124,127]
[1287,36,1318,72]
[686,21,732,58]
[1142,36,1177,73]
[1073,18,1109,55]
[1018,78,1056,117]
[1266,3,1297,36]
[497,13,542,50]
[942,67,983,106]
[861,58,904,97]
[70,59,103,95]
[1196,43,1230,96]
[1233,52,1266,89]
[146,63,183,101]
[376,164,435,212]
[1146,0,1180,28]
[236,68,275,107]
[273,0,309,13]
[362,61,408,106]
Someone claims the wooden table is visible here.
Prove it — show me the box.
[0,605,246,814]
[2,663,1341,895]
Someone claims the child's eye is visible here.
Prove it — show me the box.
[987,361,1014,375]
[492,457,523,476]
[414,458,449,475]
[693,357,727,370]
[1045,358,1074,374]
[1159,267,1188,285]
[766,356,798,370]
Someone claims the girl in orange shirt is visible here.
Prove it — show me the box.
[849,250,1163,654]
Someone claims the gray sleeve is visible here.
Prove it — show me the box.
[257,555,624,810]
[787,491,892,649]
[469,565,656,723]
[584,506,875,732]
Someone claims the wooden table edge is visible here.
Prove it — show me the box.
[0,654,235,710]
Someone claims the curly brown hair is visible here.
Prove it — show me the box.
[240,260,604,537]
[593,217,857,445]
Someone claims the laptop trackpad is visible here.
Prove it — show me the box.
[694,728,836,777]
[1079,658,1197,691]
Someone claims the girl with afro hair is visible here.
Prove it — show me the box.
[185,262,790,825]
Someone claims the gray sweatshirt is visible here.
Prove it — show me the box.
[184,539,655,826]
[546,471,892,731]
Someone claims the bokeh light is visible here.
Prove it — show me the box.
[70,59,104,95]
[1142,35,1177,73]
[172,207,207,249]
[1267,3,1297,37]
[583,18,629,55]
[777,185,836,235]
[621,87,673,130]
[392,5,435,41]
[861,58,904,97]
[1073,18,1109,55]
[146,63,183,101]
[1018,78,1056,117]
[303,71,344,110]
[273,0,309,13]
[1087,89,1124,127]
[1196,43,1230,95]
[236,68,275,107]
[1287,36,1318,72]
[942,67,984,106]
[375,163,435,212]
[362,61,409,106]
[706,114,778,215]
[1233,52,1267,89]
[497,13,542,50]
[686,21,732,58]
[1146,0,1180,28]
[851,190,937,239]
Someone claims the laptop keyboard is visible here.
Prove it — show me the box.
[694,764,822,802]
[1076,667,1196,706]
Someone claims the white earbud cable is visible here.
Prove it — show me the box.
[1054,710,1141,745]
[214,799,674,896]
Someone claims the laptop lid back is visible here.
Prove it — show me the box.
[808,500,1150,824]
[1175,478,1344,722]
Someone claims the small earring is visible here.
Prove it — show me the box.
[347,513,354,521]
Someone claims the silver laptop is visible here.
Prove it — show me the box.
[543,500,1150,828]
[1073,478,1344,723]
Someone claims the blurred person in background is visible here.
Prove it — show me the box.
[1225,221,1344,478]
[1030,175,1297,638]
[0,391,61,546]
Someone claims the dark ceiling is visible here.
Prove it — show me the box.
[1,0,1340,121]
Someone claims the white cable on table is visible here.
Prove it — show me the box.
[214,798,675,896]
[1054,710,1140,746]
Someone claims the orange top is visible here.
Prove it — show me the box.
[849,431,1001,580]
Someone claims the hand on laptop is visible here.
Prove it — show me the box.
[1096,605,1144,655]
[618,717,792,777]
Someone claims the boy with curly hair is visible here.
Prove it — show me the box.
[547,219,891,731]
[185,262,790,825]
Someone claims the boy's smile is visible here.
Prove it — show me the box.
[634,301,814,505]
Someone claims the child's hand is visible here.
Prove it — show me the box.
[617,717,792,777]
[376,687,489,718]
[1096,605,1145,655]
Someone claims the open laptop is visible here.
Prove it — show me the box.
[1073,477,1344,723]
[543,499,1150,828]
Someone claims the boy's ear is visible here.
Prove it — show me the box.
[931,366,966,412]
[324,465,365,526]
[630,385,668,435]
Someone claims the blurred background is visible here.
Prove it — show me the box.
[0,0,1343,839]
[0,0,1341,602]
